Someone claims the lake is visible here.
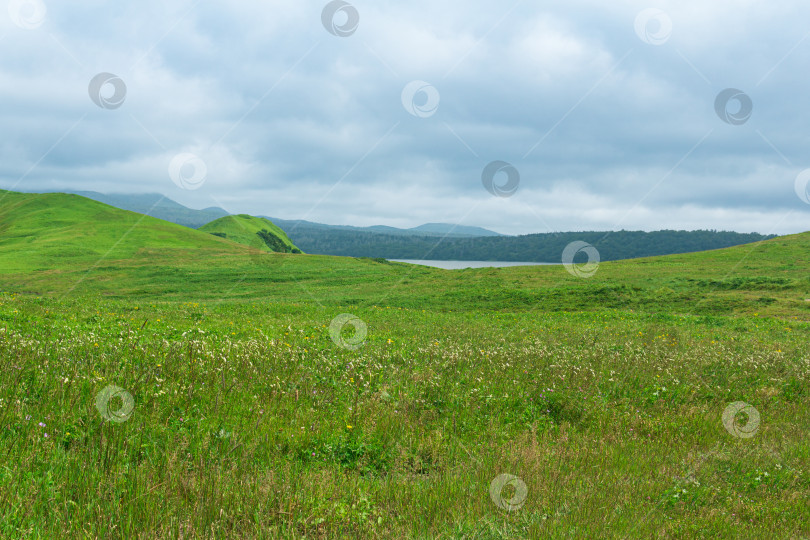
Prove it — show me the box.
[388,259,559,269]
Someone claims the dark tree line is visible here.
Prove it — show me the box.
[256,229,301,254]
[284,228,776,262]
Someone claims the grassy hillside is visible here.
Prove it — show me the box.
[0,190,809,537]
[200,214,301,254]
[0,190,247,269]
[0,190,807,318]
[3,190,804,320]
[0,189,301,285]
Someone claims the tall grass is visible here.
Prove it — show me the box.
[1,294,808,538]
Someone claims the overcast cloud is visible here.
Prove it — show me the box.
[1,0,809,235]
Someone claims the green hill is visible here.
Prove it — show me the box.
[0,190,289,274]
[0,189,808,318]
[0,190,221,267]
[199,214,301,254]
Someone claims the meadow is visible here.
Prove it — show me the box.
[1,191,809,538]
[1,294,808,538]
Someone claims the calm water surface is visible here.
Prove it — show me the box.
[388,260,559,270]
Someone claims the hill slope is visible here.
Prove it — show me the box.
[1,189,808,318]
[199,215,301,253]
[0,190,283,273]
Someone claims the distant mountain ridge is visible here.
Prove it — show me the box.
[63,191,229,229]
[264,217,504,238]
[411,223,502,236]
[23,191,778,262]
[35,190,505,237]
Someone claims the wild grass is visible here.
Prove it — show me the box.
[1,191,809,536]
[0,294,808,538]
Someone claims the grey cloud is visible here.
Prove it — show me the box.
[1,0,809,235]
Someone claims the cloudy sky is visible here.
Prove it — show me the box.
[2,0,810,235]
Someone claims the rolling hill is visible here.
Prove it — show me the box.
[0,189,808,319]
[0,189,289,275]
[199,214,301,254]
[25,191,775,263]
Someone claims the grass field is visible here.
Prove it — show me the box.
[1,191,809,538]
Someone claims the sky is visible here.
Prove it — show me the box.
[1,0,810,236]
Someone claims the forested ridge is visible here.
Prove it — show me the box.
[287,228,775,261]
